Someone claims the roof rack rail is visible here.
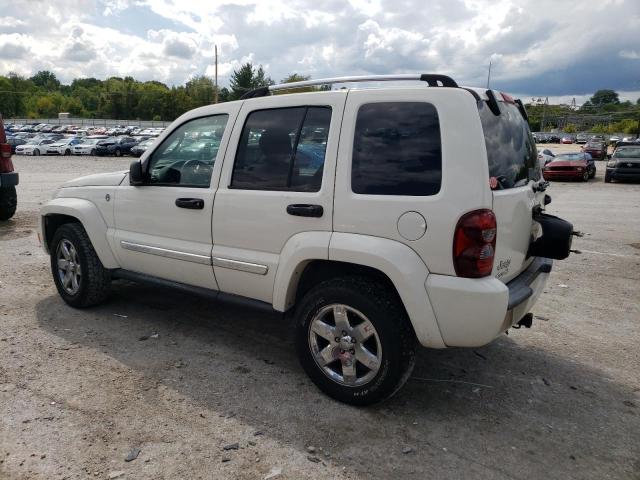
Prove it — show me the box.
[240,74,458,100]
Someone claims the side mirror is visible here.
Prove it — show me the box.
[129,161,144,185]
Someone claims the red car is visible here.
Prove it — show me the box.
[561,135,575,144]
[543,153,595,182]
[0,115,19,220]
[583,141,607,160]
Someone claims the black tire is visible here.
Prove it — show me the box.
[90,149,96,156]
[64,149,71,156]
[115,148,121,157]
[50,223,111,308]
[604,172,612,183]
[295,276,416,405]
[0,187,17,220]
[582,170,589,181]
[33,148,40,156]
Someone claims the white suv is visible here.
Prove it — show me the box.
[40,74,574,405]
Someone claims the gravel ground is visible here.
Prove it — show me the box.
[1,149,639,480]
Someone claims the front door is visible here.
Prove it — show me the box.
[111,106,239,289]
[211,92,347,303]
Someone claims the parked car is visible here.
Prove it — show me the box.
[561,135,575,144]
[583,141,607,160]
[72,136,109,155]
[605,146,640,183]
[45,138,84,156]
[7,137,27,153]
[129,138,155,157]
[39,74,576,405]
[576,133,589,144]
[590,135,606,144]
[95,136,139,156]
[543,152,595,181]
[14,138,56,155]
[548,133,561,143]
[538,148,555,165]
[0,116,19,220]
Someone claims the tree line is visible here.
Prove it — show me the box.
[0,64,310,121]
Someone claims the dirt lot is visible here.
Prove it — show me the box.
[1,149,639,480]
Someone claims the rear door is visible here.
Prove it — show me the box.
[211,92,346,303]
[478,94,545,282]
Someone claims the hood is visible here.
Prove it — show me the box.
[62,170,128,187]
[546,159,587,167]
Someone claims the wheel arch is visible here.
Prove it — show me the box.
[40,198,120,268]
[274,232,446,348]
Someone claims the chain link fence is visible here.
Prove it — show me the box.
[7,118,172,128]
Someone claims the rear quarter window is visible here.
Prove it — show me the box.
[479,101,540,188]
[351,102,441,196]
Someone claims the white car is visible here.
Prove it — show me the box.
[537,148,555,165]
[40,74,575,405]
[45,138,84,156]
[14,139,56,155]
[72,137,109,155]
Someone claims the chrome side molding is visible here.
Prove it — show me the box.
[212,257,268,275]
[120,241,212,265]
[120,240,268,275]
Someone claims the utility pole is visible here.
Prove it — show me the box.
[214,44,218,104]
[486,60,492,89]
[540,96,548,132]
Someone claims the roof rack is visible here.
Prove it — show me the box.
[240,74,459,100]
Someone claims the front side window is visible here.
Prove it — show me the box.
[147,115,228,187]
[352,102,442,196]
[231,106,331,192]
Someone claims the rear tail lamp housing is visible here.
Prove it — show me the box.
[453,209,497,278]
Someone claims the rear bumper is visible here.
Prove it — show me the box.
[0,171,19,187]
[425,257,552,347]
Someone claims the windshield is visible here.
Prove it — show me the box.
[555,153,586,161]
[614,148,640,158]
[479,101,540,188]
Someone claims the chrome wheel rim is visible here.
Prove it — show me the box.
[308,304,382,387]
[56,239,82,295]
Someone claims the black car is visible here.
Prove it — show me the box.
[7,137,27,153]
[129,138,155,157]
[95,136,139,156]
[606,146,640,183]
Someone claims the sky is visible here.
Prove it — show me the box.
[0,0,638,103]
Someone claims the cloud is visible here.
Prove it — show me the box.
[0,0,637,101]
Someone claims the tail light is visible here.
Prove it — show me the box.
[453,209,497,278]
[0,143,14,173]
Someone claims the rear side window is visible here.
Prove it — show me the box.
[479,101,540,188]
[231,106,331,192]
[352,102,441,196]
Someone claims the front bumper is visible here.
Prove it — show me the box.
[543,170,583,180]
[0,171,19,187]
[425,257,553,347]
[607,167,640,181]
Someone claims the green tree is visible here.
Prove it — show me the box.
[30,70,61,91]
[589,89,620,106]
[229,63,273,100]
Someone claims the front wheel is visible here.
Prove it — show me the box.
[90,149,96,156]
[295,276,416,405]
[0,187,17,220]
[114,148,121,157]
[33,149,40,156]
[50,223,111,308]
[604,172,612,183]
[64,149,71,156]
[582,170,589,181]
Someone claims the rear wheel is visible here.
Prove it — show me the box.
[90,149,96,156]
[50,223,111,308]
[33,148,40,156]
[64,149,71,156]
[295,276,416,405]
[0,187,17,220]
[115,148,122,157]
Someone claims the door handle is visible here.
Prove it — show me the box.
[175,198,204,209]
[286,204,323,218]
